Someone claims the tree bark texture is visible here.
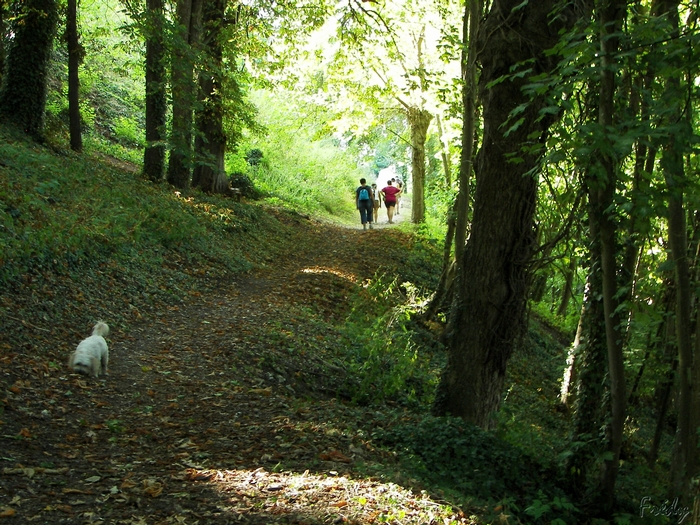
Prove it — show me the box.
[67,0,82,152]
[433,0,586,429]
[167,0,202,190]
[0,0,58,139]
[144,0,167,183]
[192,0,228,194]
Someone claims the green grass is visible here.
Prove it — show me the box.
[0,127,293,287]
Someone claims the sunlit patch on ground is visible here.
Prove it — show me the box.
[183,467,474,524]
[301,266,358,283]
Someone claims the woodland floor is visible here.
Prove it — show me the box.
[0,201,470,524]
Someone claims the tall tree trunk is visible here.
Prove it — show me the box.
[67,0,82,152]
[559,301,584,408]
[661,7,694,502]
[644,0,697,501]
[407,106,431,224]
[167,0,202,190]
[426,1,480,322]
[566,252,609,499]
[0,0,58,140]
[433,0,587,429]
[453,0,480,269]
[192,0,228,194]
[435,114,452,187]
[144,0,167,183]
[649,316,678,468]
[593,0,627,511]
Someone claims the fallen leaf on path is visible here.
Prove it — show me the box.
[320,450,352,463]
[63,488,93,495]
[142,479,164,497]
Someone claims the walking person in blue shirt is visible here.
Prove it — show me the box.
[356,178,374,230]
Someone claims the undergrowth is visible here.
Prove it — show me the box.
[373,414,580,524]
[0,127,290,289]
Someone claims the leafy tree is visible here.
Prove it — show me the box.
[433,0,590,429]
[654,0,698,501]
[588,0,627,511]
[0,0,59,139]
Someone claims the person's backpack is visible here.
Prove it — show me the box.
[358,186,370,201]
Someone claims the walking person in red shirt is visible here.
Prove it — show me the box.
[380,179,401,224]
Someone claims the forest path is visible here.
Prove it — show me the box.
[0,210,457,524]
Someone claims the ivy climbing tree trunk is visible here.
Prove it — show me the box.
[144,0,167,183]
[655,0,697,501]
[67,0,82,152]
[192,0,228,194]
[167,0,202,190]
[433,0,587,429]
[593,0,627,512]
[0,0,58,140]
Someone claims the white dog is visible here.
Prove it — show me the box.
[68,322,109,378]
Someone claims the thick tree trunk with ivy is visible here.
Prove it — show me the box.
[407,107,431,224]
[593,0,627,513]
[566,207,610,500]
[657,0,696,500]
[192,0,228,194]
[67,0,82,152]
[167,0,202,190]
[433,0,584,429]
[0,0,58,140]
[143,0,167,183]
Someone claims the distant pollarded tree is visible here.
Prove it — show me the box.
[0,0,58,140]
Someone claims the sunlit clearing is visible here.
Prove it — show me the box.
[182,467,473,524]
[301,266,358,283]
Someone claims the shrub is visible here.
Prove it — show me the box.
[229,172,263,199]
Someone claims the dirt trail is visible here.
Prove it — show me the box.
[0,213,460,524]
